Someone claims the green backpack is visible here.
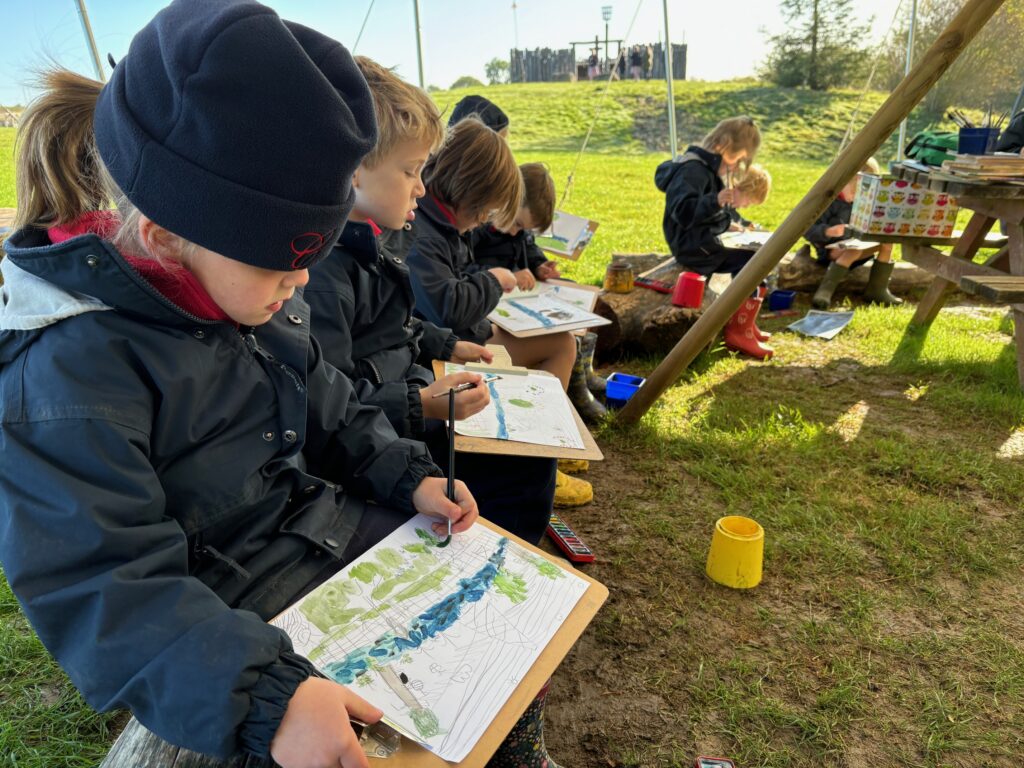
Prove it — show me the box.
[904,130,959,166]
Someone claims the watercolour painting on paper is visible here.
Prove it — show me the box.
[444,362,586,449]
[271,516,589,762]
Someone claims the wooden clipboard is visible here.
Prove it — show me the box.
[378,517,608,766]
[433,361,604,461]
[536,214,598,262]
[489,292,611,339]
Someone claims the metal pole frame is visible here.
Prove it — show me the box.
[413,0,425,89]
[73,0,105,82]
[662,0,678,158]
[896,0,918,161]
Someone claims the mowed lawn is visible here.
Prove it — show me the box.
[2,80,1024,767]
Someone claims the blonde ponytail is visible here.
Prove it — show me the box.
[14,69,109,231]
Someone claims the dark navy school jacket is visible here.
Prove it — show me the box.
[305,221,458,437]
[805,197,853,260]
[468,225,548,275]
[655,145,732,270]
[406,195,503,345]
[0,228,441,759]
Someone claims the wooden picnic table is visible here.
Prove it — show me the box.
[850,163,1024,389]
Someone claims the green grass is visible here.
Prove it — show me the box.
[3,81,1024,767]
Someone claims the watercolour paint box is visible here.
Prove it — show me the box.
[849,173,958,238]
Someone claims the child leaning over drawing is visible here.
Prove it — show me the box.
[405,119,594,509]
[470,163,561,290]
[0,3,481,766]
[806,157,902,309]
[655,116,775,360]
[469,162,608,425]
[304,56,558,549]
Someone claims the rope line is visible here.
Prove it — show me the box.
[352,0,376,53]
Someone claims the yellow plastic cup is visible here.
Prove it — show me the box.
[705,515,764,589]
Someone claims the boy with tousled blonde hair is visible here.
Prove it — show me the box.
[727,163,772,232]
[304,57,569,768]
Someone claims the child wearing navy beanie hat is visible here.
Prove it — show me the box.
[1,0,485,764]
[95,0,378,270]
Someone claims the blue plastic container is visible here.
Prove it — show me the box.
[958,127,1000,155]
[605,372,646,409]
[767,289,796,311]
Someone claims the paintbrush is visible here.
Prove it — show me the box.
[437,388,456,548]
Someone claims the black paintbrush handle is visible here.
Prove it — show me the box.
[447,388,455,502]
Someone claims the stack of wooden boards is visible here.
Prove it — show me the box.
[938,153,1024,184]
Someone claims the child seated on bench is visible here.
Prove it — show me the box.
[806,157,902,309]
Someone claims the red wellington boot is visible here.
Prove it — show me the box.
[724,297,774,360]
[753,285,772,342]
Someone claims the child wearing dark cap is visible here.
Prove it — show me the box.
[0,2,477,766]
[449,93,510,135]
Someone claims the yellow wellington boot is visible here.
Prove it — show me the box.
[554,470,593,507]
[557,458,590,474]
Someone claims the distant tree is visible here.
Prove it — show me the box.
[485,58,510,85]
[450,75,485,90]
[761,0,870,90]
[426,84,442,93]
[876,0,1024,116]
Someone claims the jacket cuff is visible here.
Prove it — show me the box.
[440,332,458,361]
[406,383,426,437]
[238,649,316,757]
[389,455,444,512]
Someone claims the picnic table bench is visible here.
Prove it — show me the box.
[850,163,1024,388]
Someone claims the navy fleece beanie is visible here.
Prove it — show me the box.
[448,95,509,133]
[94,0,377,271]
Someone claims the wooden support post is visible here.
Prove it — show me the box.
[617,0,1006,425]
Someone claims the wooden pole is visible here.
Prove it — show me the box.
[618,0,1006,426]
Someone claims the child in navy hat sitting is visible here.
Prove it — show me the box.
[0,1,477,765]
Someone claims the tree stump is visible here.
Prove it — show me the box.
[593,255,721,356]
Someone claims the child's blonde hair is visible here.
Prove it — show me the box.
[861,157,880,175]
[12,69,176,261]
[735,164,772,206]
[423,117,522,230]
[355,56,444,169]
[702,116,761,167]
[520,163,555,232]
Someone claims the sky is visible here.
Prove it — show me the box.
[1,0,906,106]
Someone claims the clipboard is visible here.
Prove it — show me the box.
[534,211,599,262]
[489,294,611,339]
[365,517,609,766]
[433,360,604,461]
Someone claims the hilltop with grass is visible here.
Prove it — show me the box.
[3,81,1024,768]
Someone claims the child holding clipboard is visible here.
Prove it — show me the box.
[0,4,478,765]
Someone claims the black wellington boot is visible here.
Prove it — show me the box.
[486,681,564,768]
[579,331,607,395]
[569,335,606,423]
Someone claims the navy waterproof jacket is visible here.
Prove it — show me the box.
[0,228,441,758]
[468,226,548,275]
[805,197,853,259]
[305,220,458,437]
[654,145,732,269]
[406,195,503,345]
